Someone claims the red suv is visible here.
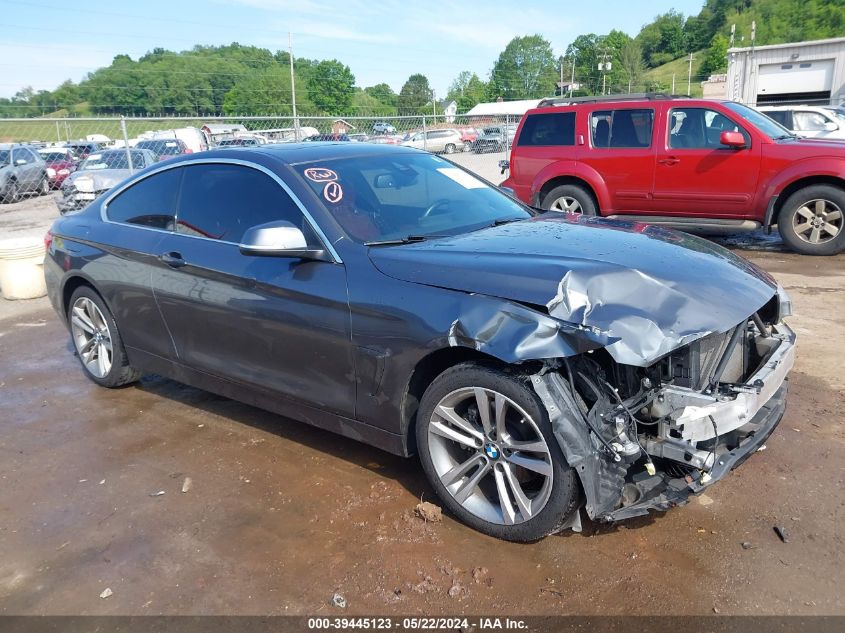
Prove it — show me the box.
[501,94,845,255]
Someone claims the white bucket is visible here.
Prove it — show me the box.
[0,236,48,300]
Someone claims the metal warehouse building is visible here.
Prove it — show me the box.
[727,36,845,106]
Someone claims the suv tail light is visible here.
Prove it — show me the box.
[185,148,193,154]
[44,230,53,251]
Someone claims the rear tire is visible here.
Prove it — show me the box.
[67,286,142,388]
[444,143,456,154]
[39,176,50,195]
[777,184,845,255]
[416,362,580,542]
[541,184,597,216]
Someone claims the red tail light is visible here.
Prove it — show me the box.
[185,148,193,153]
[44,230,53,251]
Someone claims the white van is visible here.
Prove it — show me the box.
[151,127,210,153]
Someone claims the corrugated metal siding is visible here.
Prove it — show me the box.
[727,39,845,105]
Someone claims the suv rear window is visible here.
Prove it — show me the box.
[517,112,576,146]
[591,109,654,148]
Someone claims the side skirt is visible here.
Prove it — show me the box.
[126,347,409,457]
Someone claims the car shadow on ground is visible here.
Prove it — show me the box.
[112,370,669,539]
[132,373,431,497]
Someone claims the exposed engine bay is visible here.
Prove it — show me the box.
[531,294,796,528]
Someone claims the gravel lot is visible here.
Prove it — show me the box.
[0,179,843,616]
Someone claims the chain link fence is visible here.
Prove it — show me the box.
[0,114,519,185]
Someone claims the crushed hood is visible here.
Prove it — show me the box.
[67,169,130,192]
[369,215,778,366]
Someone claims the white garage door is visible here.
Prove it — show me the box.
[758,59,834,96]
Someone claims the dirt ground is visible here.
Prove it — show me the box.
[0,192,843,617]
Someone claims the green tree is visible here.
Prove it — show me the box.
[307,60,355,115]
[700,33,729,76]
[350,88,397,116]
[398,74,433,115]
[637,10,687,67]
[364,83,398,108]
[446,71,488,111]
[222,67,312,115]
[489,35,558,100]
[619,40,646,92]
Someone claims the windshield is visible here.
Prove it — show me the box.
[725,102,795,139]
[40,151,69,163]
[137,140,184,155]
[79,151,144,171]
[0,150,9,165]
[294,152,533,243]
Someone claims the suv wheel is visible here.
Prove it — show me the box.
[444,143,456,154]
[778,185,845,255]
[541,184,597,216]
[416,362,580,542]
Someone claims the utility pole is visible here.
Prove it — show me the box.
[598,51,611,95]
[687,52,695,96]
[570,55,575,97]
[559,58,564,96]
[289,32,299,141]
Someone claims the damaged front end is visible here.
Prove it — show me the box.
[531,293,795,524]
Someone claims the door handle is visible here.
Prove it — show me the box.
[159,251,186,268]
[658,156,680,165]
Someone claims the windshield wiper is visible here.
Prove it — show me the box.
[491,217,522,226]
[364,235,430,246]
[773,133,797,140]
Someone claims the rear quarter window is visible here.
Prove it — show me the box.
[517,112,576,146]
[106,167,181,229]
[591,109,654,148]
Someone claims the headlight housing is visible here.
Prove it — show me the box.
[46,167,56,178]
[776,284,793,321]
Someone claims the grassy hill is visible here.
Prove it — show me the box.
[643,51,707,97]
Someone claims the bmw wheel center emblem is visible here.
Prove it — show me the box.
[484,444,500,460]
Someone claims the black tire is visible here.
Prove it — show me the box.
[39,175,50,195]
[777,184,845,256]
[416,362,580,542]
[541,184,597,215]
[444,143,456,154]
[2,179,19,204]
[67,286,142,388]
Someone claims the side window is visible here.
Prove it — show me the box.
[590,109,653,148]
[106,167,181,229]
[176,163,316,244]
[517,112,576,146]
[764,110,792,129]
[669,107,750,149]
[23,148,39,162]
[793,111,828,132]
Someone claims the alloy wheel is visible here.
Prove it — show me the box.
[792,198,842,244]
[70,297,113,378]
[549,196,582,213]
[427,387,553,525]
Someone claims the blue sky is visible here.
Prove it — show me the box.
[0,0,705,99]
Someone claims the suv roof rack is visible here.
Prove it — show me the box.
[536,92,684,108]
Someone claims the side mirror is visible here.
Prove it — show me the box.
[720,130,746,148]
[239,220,329,261]
[824,121,839,132]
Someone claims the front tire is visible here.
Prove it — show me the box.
[541,184,597,215]
[2,179,19,204]
[39,176,50,195]
[416,362,579,542]
[67,286,141,388]
[777,184,845,255]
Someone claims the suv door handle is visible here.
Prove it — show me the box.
[658,156,680,165]
[159,251,186,268]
